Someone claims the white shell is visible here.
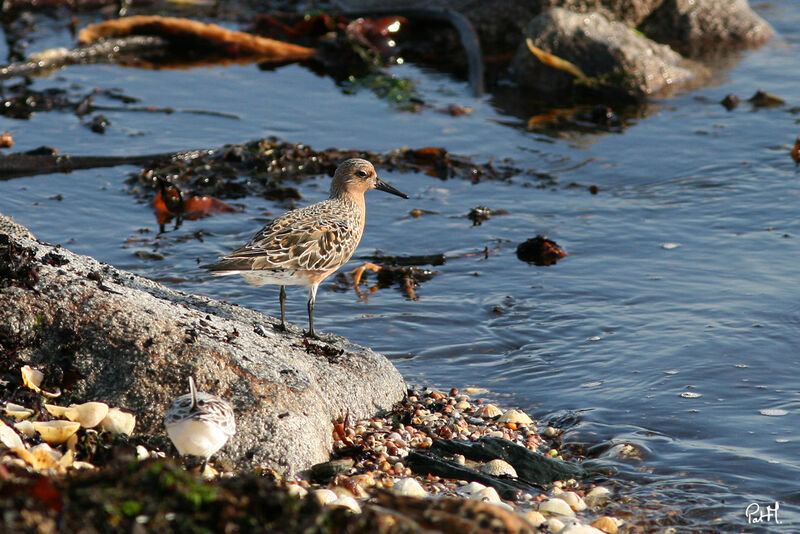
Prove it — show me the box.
[14,420,36,438]
[100,407,136,435]
[545,517,565,532]
[539,497,576,517]
[0,420,24,449]
[393,477,427,497]
[498,409,533,425]
[480,459,518,478]
[33,420,81,444]
[65,402,109,428]
[5,402,34,420]
[45,404,70,418]
[21,365,44,392]
[591,516,619,534]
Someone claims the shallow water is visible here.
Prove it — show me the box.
[2,2,800,531]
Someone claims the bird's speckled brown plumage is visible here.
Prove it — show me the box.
[204,158,407,337]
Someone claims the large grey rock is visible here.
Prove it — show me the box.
[510,8,698,99]
[0,219,406,474]
[639,0,773,57]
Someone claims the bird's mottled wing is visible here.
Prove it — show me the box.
[208,200,361,273]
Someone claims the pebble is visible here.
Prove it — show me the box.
[135,445,150,461]
[393,477,428,497]
[584,486,611,507]
[524,510,546,527]
[539,497,576,517]
[480,458,517,478]
[558,521,606,534]
[455,400,471,411]
[498,409,533,425]
[556,490,587,511]
[591,516,619,533]
[472,486,502,503]
[453,454,466,465]
[545,517,565,532]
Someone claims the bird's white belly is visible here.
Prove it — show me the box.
[214,269,310,287]
[166,419,230,458]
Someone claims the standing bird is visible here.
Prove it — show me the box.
[164,376,236,469]
[204,158,408,337]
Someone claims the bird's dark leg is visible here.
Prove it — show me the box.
[306,284,318,338]
[279,285,287,331]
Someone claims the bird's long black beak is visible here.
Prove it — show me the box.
[375,177,409,199]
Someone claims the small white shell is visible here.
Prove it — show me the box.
[100,407,136,435]
[5,402,34,420]
[33,420,81,444]
[525,510,546,527]
[14,420,36,438]
[475,404,503,418]
[0,420,24,449]
[65,402,109,428]
[480,459,518,478]
[392,477,427,498]
[498,409,534,425]
[21,365,44,393]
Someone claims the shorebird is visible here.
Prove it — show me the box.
[204,158,408,337]
[164,376,235,468]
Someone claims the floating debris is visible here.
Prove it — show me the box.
[759,408,788,417]
[720,94,739,110]
[516,235,567,266]
[792,137,800,164]
[748,89,784,108]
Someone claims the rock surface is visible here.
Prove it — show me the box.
[0,215,406,474]
[640,0,773,57]
[510,8,698,99]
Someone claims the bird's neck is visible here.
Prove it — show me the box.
[332,191,366,230]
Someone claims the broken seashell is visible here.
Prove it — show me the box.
[475,404,503,418]
[480,458,518,478]
[14,420,36,438]
[21,365,44,393]
[73,460,97,470]
[33,420,81,444]
[0,420,25,449]
[100,407,136,435]
[13,443,63,471]
[45,404,70,418]
[5,402,35,420]
[65,402,109,428]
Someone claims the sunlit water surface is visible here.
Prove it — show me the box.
[2,3,800,531]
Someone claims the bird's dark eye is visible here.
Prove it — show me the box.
[356,170,368,178]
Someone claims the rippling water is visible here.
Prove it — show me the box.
[2,2,800,531]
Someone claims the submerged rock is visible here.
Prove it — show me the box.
[0,220,405,474]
